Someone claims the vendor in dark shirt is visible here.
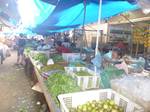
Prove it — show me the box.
[16,34,26,65]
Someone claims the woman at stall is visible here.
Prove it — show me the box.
[103,47,123,68]
[56,41,71,53]
[111,47,122,61]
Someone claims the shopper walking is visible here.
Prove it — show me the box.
[16,34,26,65]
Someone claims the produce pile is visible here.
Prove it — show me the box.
[70,100,124,112]
[46,72,80,105]
[75,70,92,76]
[33,53,48,65]
[51,54,64,62]
[41,64,64,72]
[24,47,31,56]
[69,62,85,67]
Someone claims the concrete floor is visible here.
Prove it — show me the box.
[0,51,40,112]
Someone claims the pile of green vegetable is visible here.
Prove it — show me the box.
[51,54,64,62]
[41,64,64,72]
[76,70,92,76]
[70,100,124,112]
[24,47,32,56]
[69,61,85,67]
[101,65,124,88]
[33,53,48,65]
[46,71,80,105]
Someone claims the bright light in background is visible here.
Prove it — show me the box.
[17,0,56,29]
[5,3,9,7]
[137,0,150,14]
[17,0,40,27]
[143,9,150,14]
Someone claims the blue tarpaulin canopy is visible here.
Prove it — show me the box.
[30,0,138,34]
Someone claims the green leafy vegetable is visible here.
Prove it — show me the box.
[69,61,85,67]
[76,70,92,76]
[51,54,64,62]
[33,53,48,65]
[41,64,64,72]
[46,71,80,106]
[24,47,31,56]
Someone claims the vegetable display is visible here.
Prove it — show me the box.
[41,64,64,72]
[70,100,124,112]
[69,62,85,67]
[33,53,48,65]
[24,47,31,56]
[46,72,80,105]
[51,54,64,62]
[75,70,92,76]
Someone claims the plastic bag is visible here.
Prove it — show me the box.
[100,65,124,88]
[91,51,102,68]
[111,76,150,111]
[103,51,112,60]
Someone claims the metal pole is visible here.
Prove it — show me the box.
[80,0,87,55]
[95,0,102,55]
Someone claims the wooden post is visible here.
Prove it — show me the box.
[130,25,133,56]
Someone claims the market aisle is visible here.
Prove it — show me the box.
[0,51,40,112]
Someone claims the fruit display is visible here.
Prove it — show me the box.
[41,64,64,72]
[70,100,124,112]
[75,70,92,76]
[33,53,48,65]
[46,71,80,105]
[51,54,64,62]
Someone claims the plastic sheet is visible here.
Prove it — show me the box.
[111,76,150,111]
[91,51,102,68]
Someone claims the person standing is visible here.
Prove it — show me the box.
[16,34,26,65]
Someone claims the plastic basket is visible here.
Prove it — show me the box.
[58,89,144,112]
[65,67,100,90]
[62,53,80,62]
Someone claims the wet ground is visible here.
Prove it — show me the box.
[0,51,40,112]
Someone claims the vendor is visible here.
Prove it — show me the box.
[112,47,122,60]
[62,37,70,48]
[103,47,123,68]
[115,40,126,54]
[56,41,71,53]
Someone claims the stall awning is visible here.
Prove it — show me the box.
[31,0,139,34]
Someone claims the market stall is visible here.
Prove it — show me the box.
[20,0,150,112]
[23,45,149,112]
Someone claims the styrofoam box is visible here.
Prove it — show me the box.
[65,67,100,90]
[62,53,80,62]
[58,89,144,112]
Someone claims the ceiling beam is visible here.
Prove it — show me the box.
[108,16,150,25]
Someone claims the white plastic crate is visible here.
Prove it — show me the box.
[62,53,80,62]
[58,89,144,112]
[65,67,100,90]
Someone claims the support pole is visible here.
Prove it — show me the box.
[95,0,102,56]
[80,0,87,55]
